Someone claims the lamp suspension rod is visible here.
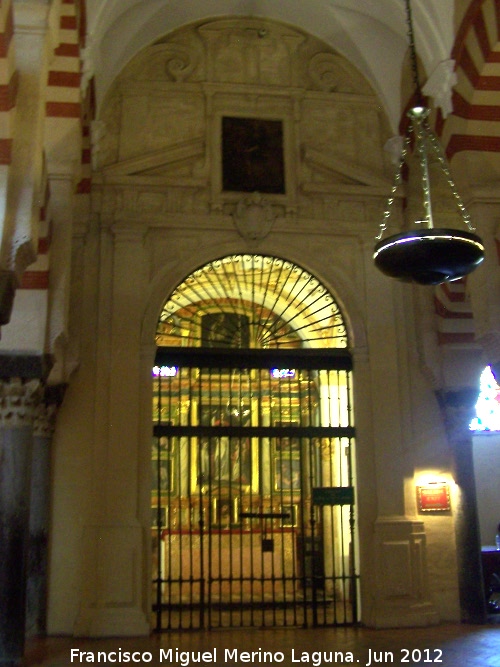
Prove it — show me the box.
[412,108,434,229]
[405,0,423,105]
[405,0,434,229]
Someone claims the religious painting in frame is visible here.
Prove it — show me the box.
[198,435,252,491]
[201,312,250,349]
[211,497,240,529]
[273,421,301,455]
[274,457,301,491]
[280,504,298,528]
[151,506,167,528]
[152,434,175,456]
[151,457,174,495]
[222,116,285,194]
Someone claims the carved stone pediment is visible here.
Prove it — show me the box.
[302,146,390,191]
[100,138,205,181]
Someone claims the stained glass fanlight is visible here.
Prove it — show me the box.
[156,254,348,349]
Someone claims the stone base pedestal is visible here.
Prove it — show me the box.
[365,517,439,628]
[74,607,150,638]
[73,523,150,637]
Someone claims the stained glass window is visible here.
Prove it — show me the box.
[470,366,500,432]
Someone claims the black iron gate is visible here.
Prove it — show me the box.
[152,348,358,630]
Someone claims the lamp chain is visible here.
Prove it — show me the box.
[376,0,476,239]
[405,0,472,232]
[405,0,424,105]
[376,135,410,240]
[424,123,475,231]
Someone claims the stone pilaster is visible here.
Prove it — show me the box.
[74,222,149,636]
[436,388,487,624]
[0,378,41,667]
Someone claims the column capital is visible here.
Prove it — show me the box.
[33,402,57,438]
[0,378,42,427]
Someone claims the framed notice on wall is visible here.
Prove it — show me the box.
[417,483,451,512]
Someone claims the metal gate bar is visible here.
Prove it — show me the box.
[152,350,358,630]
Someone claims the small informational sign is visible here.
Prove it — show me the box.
[312,487,354,506]
[417,483,451,512]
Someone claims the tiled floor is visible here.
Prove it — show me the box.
[23,620,500,667]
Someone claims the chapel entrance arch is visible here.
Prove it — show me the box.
[151,254,358,629]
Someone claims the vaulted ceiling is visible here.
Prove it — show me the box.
[82,0,500,180]
[84,0,453,131]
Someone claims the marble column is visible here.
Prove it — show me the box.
[0,378,41,667]
[436,388,487,624]
[25,402,56,637]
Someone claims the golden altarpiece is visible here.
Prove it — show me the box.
[151,255,358,629]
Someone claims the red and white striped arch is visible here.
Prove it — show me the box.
[430,0,500,346]
[0,0,16,169]
[18,0,90,293]
[439,0,500,157]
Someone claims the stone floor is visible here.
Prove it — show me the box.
[23,619,500,667]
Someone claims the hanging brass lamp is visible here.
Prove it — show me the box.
[373,0,484,285]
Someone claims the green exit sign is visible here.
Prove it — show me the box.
[312,487,354,506]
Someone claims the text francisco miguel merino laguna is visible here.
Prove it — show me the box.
[70,647,439,666]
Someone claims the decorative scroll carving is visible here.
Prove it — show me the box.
[308,52,369,93]
[0,378,42,428]
[127,41,203,83]
[308,53,343,92]
[232,193,276,240]
[164,44,199,81]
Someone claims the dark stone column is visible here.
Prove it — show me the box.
[436,388,487,624]
[25,403,56,637]
[0,270,16,326]
[491,362,500,384]
[0,379,41,667]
